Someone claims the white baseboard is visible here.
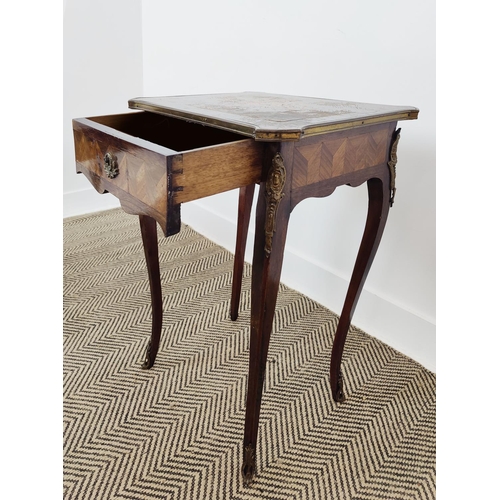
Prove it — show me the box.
[63,188,121,218]
[182,200,436,373]
[62,193,436,372]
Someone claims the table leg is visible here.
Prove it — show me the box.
[138,214,163,370]
[242,151,291,484]
[230,184,255,321]
[329,170,391,401]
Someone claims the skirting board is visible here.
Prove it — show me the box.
[182,199,436,373]
[63,190,436,373]
[64,188,121,218]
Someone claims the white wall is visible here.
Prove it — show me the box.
[63,0,143,216]
[141,0,436,371]
[63,0,436,371]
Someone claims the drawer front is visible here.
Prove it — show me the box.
[73,126,131,192]
[73,112,264,236]
[73,118,169,231]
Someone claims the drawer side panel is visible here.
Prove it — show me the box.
[172,140,264,204]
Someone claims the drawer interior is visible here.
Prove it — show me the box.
[89,111,248,152]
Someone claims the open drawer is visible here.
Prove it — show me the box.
[73,111,264,236]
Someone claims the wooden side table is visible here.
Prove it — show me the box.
[73,92,418,482]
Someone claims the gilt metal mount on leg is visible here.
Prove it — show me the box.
[388,128,401,207]
[333,370,346,403]
[241,444,256,485]
[264,153,286,257]
[141,340,154,370]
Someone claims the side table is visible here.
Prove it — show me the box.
[73,92,418,482]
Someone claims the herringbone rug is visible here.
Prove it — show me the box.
[63,208,436,500]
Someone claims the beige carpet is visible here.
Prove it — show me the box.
[63,208,435,500]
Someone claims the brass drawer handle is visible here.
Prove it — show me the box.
[103,152,119,178]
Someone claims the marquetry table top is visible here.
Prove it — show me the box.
[129,91,419,141]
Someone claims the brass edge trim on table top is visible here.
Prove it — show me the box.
[128,101,258,138]
[129,101,419,142]
[268,111,419,140]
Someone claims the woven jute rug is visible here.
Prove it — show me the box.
[63,208,435,500]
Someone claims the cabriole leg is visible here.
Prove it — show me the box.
[330,171,391,402]
[242,151,290,484]
[231,184,256,321]
[138,215,163,370]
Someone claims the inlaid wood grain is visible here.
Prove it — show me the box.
[291,122,394,189]
[129,92,419,141]
[73,118,170,233]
